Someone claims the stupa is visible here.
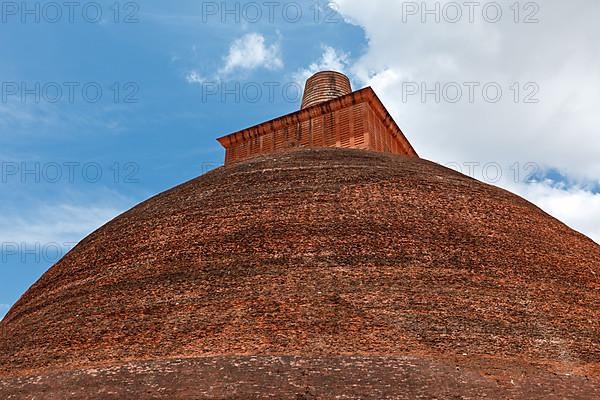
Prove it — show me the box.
[0,72,598,399]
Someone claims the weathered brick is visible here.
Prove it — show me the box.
[0,148,598,398]
[218,72,418,164]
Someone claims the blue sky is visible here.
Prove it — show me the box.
[1,0,599,319]
[0,1,365,318]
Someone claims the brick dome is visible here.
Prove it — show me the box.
[1,148,599,398]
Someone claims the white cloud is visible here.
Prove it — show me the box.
[0,104,36,126]
[293,45,351,84]
[0,201,128,247]
[0,101,133,139]
[186,33,284,84]
[325,0,600,241]
[219,33,283,76]
[333,0,600,177]
[185,70,206,84]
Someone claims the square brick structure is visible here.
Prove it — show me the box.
[218,71,418,164]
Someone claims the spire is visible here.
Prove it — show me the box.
[301,71,352,109]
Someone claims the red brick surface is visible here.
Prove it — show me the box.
[1,148,599,397]
[300,71,352,109]
[218,88,418,164]
[2,356,598,399]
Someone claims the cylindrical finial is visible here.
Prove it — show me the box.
[301,71,352,109]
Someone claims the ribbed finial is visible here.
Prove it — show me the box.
[301,71,352,109]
